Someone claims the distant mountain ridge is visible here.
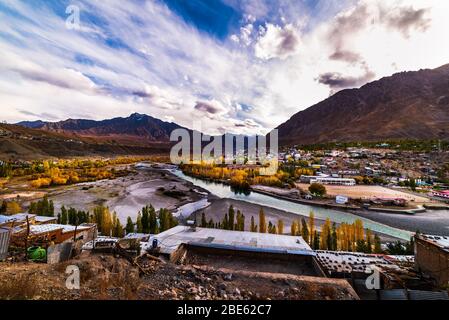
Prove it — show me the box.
[18,113,185,145]
[277,63,449,146]
[16,63,449,148]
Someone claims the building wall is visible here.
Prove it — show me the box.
[415,238,449,288]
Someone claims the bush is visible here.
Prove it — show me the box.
[309,183,326,197]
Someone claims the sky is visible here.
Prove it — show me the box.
[1,0,449,135]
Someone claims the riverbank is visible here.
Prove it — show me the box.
[40,167,209,223]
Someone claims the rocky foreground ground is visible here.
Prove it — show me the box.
[0,252,358,300]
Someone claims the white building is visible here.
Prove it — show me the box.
[310,177,356,186]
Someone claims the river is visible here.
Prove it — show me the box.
[170,169,413,240]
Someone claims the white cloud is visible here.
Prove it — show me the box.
[0,0,448,136]
[254,23,301,60]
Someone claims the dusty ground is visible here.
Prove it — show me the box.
[0,253,358,300]
[296,183,430,203]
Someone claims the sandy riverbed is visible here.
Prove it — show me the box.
[47,168,206,223]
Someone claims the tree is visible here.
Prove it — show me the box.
[141,207,150,234]
[28,196,54,216]
[308,183,326,197]
[291,220,298,236]
[250,216,257,232]
[228,205,235,230]
[126,217,135,234]
[366,229,373,253]
[301,218,309,244]
[112,212,124,238]
[136,213,143,233]
[6,201,21,215]
[268,221,277,234]
[331,223,338,251]
[320,218,332,250]
[158,208,177,232]
[222,213,229,231]
[200,212,207,228]
[148,205,158,234]
[259,208,267,233]
[92,206,113,236]
[60,206,68,225]
[374,234,382,253]
[277,219,284,235]
[313,231,320,250]
[308,212,315,245]
[0,201,7,214]
[409,178,416,191]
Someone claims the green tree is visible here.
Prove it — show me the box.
[313,231,320,249]
[201,212,207,228]
[125,217,135,234]
[374,234,382,253]
[141,206,150,234]
[60,206,68,225]
[409,178,416,191]
[250,216,257,232]
[148,205,158,234]
[228,205,235,230]
[301,218,309,244]
[136,213,143,233]
[0,201,7,214]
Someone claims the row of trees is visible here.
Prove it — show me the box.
[197,207,385,253]
[57,206,89,225]
[125,205,178,235]
[29,196,54,216]
[181,163,302,190]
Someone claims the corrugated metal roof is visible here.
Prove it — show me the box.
[379,289,408,300]
[151,226,312,255]
[408,290,449,300]
[35,216,57,223]
[0,227,11,261]
[29,224,91,235]
[8,213,36,221]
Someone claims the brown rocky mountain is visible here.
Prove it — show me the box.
[18,113,185,146]
[277,64,449,146]
[0,123,171,160]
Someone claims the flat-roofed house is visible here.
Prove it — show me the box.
[415,234,449,288]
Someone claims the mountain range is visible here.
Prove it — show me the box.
[12,63,449,156]
[277,64,449,146]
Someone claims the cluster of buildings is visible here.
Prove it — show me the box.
[1,210,448,300]
[142,225,449,300]
[0,213,97,261]
[281,146,448,185]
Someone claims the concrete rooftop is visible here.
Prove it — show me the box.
[149,226,313,255]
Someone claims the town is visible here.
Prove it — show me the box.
[1,150,448,300]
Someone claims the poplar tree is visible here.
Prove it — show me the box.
[308,212,315,245]
[250,216,257,232]
[277,219,284,235]
[201,212,207,227]
[136,213,143,233]
[301,218,309,244]
[125,217,134,234]
[259,208,267,233]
